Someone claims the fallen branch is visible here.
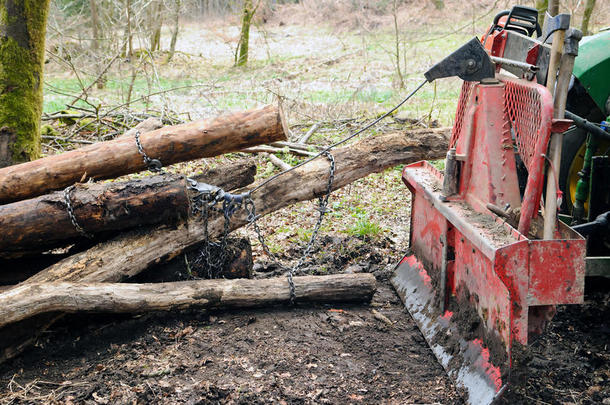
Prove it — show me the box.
[241,145,317,157]
[263,153,291,171]
[299,122,320,144]
[0,127,449,362]
[0,274,376,328]
[0,104,287,204]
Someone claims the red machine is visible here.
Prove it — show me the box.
[391,6,586,404]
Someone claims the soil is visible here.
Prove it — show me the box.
[0,236,608,404]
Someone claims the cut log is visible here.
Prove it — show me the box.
[0,274,375,328]
[0,127,449,362]
[0,160,257,259]
[0,104,287,204]
[27,127,449,285]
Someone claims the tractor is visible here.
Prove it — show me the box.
[390,5,610,404]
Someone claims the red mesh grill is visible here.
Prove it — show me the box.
[450,81,475,147]
[502,77,548,173]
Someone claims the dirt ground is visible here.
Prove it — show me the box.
[1,235,609,404]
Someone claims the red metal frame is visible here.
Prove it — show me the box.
[393,76,586,404]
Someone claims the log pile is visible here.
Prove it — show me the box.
[0,99,450,364]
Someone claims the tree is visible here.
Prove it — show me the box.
[167,0,181,62]
[581,0,596,36]
[235,0,260,67]
[0,0,51,167]
[535,0,548,28]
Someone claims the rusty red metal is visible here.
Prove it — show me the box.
[392,76,586,404]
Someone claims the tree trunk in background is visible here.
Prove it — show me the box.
[122,0,133,59]
[580,0,596,36]
[149,0,164,53]
[235,0,256,67]
[548,0,559,16]
[89,0,105,89]
[0,0,50,167]
[431,0,444,10]
[536,0,548,28]
[167,0,181,62]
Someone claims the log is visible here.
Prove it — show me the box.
[21,127,450,285]
[0,160,257,259]
[0,104,287,204]
[0,127,449,362]
[0,274,376,328]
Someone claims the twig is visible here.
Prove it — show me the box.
[241,145,316,157]
[70,53,120,105]
[263,152,291,171]
[299,123,320,144]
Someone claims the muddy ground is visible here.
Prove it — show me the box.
[0,236,608,405]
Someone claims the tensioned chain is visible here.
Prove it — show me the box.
[190,182,245,278]
[63,184,94,239]
[245,151,335,304]
[135,130,164,172]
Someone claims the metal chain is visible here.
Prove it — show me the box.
[63,185,94,239]
[135,130,164,172]
[189,182,245,278]
[245,151,335,304]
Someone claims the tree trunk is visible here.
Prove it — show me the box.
[535,0,548,28]
[0,0,50,167]
[0,274,376,328]
[235,0,255,67]
[548,0,559,16]
[0,175,190,258]
[431,0,444,10]
[0,160,256,279]
[149,0,164,52]
[122,0,133,58]
[25,127,450,286]
[0,104,287,203]
[167,0,181,62]
[0,127,449,363]
[0,159,257,258]
[580,0,596,36]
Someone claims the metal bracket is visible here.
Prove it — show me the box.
[424,38,495,83]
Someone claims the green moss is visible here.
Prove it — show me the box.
[0,0,50,165]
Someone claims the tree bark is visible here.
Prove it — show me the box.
[0,0,51,167]
[0,274,376,328]
[0,159,256,277]
[0,104,287,203]
[0,127,448,363]
[536,0,549,28]
[0,175,189,258]
[0,159,257,258]
[235,0,256,67]
[23,127,450,286]
[548,0,559,16]
[149,0,163,52]
[167,0,181,62]
[580,0,596,36]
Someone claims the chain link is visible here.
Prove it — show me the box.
[63,185,94,239]
[245,151,335,303]
[135,130,164,172]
